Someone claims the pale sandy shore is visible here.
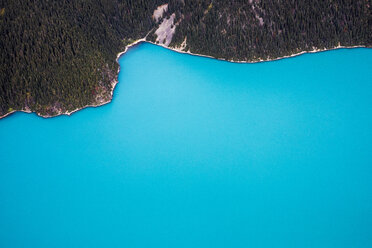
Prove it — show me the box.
[148,41,366,63]
[0,40,368,120]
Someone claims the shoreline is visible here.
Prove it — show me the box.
[146,41,366,63]
[0,41,369,120]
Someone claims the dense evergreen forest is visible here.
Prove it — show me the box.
[0,0,371,118]
[168,0,371,61]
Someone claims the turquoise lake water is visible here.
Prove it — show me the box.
[0,43,371,247]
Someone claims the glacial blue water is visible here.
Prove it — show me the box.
[0,43,371,247]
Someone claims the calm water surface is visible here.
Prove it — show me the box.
[1,43,371,247]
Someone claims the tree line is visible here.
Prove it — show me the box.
[0,0,370,117]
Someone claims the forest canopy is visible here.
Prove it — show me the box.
[0,0,370,117]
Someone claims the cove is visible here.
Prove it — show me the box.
[0,43,371,247]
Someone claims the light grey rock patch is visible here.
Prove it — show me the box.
[153,4,168,22]
[155,13,176,46]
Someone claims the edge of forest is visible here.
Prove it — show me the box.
[0,42,368,120]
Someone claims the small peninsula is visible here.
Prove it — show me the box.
[0,0,371,119]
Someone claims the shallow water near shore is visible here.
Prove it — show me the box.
[1,43,372,247]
